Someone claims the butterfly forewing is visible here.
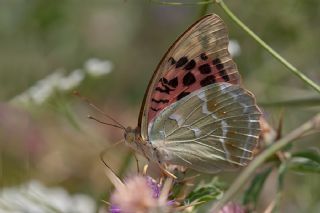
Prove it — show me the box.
[135,14,261,173]
[139,14,241,140]
[148,83,261,173]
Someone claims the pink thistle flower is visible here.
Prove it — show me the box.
[110,175,160,213]
[216,202,246,213]
[104,163,172,213]
[111,176,157,212]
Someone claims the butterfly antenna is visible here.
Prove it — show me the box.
[88,115,126,131]
[73,91,126,130]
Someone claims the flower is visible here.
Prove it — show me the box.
[228,40,241,57]
[85,58,113,77]
[28,71,64,104]
[110,175,162,213]
[0,180,96,213]
[216,202,246,213]
[57,69,85,91]
[146,176,161,199]
[11,58,113,106]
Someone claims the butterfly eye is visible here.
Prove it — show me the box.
[124,128,136,143]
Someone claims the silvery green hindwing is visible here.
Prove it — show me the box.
[124,14,261,174]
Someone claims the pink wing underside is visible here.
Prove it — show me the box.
[148,54,240,123]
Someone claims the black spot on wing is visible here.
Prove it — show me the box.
[212,58,229,81]
[160,77,168,84]
[184,59,196,70]
[212,58,224,70]
[219,70,230,81]
[198,64,211,74]
[200,53,208,60]
[212,58,221,65]
[177,91,190,100]
[168,77,178,88]
[155,85,173,94]
[168,57,176,65]
[176,57,188,68]
[151,107,160,112]
[183,72,196,86]
[200,75,216,87]
[152,98,169,104]
[216,63,224,70]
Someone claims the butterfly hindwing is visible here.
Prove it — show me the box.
[139,14,240,139]
[148,83,261,173]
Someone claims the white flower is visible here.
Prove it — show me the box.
[57,69,85,91]
[11,58,113,106]
[85,58,113,77]
[0,180,96,213]
[28,72,64,105]
[228,40,241,57]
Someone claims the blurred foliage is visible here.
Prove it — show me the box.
[185,177,224,205]
[242,167,273,208]
[0,0,319,212]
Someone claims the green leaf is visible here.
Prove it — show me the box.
[185,178,224,205]
[289,148,320,174]
[292,148,320,164]
[277,162,288,190]
[242,167,272,207]
[289,159,320,174]
[272,162,288,213]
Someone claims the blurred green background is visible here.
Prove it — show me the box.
[0,0,319,212]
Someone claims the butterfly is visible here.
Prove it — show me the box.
[124,14,261,174]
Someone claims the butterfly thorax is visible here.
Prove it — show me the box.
[124,126,156,161]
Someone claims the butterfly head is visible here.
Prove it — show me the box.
[124,126,137,143]
[124,126,147,153]
[124,126,145,144]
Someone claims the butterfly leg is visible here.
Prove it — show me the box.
[133,153,140,173]
[143,164,148,175]
[150,146,177,179]
[158,163,177,179]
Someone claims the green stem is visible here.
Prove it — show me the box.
[216,0,320,94]
[211,113,320,211]
[151,0,214,6]
[259,97,320,108]
[198,2,210,17]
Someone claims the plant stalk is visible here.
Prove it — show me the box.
[216,0,320,94]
